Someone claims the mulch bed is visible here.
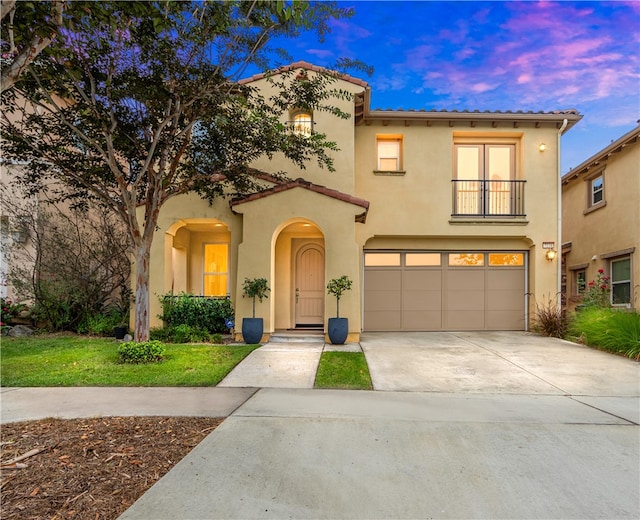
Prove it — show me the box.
[1,416,222,519]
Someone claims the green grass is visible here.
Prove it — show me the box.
[314,351,373,390]
[568,307,640,360]
[0,335,260,386]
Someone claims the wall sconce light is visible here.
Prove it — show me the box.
[538,143,546,152]
[543,241,556,261]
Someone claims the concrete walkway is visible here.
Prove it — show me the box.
[2,332,639,519]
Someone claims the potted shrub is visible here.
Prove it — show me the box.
[326,275,352,345]
[241,277,270,344]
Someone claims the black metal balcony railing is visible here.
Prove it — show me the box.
[452,179,526,218]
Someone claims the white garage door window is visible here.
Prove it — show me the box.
[364,252,526,331]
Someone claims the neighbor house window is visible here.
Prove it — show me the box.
[291,111,313,137]
[376,135,403,172]
[590,174,604,206]
[453,141,523,217]
[203,243,229,296]
[610,257,631,305]
[574,269,587,295]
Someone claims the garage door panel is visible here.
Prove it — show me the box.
[447,270,485,291]
[403,270,441,290]
[446,290,484,311]
[364,311,401,331]
[365,270,401,290]
[487,269,524,288]
[487,290,524,311]
[403,311,442,330]
[487,310,525,330]
[403,289,441,311]
[446,311,485,330]
[364,290,401,312]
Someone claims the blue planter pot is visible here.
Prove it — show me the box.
[242,318,264,344]
[328,317,348,345]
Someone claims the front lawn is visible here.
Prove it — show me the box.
[314,351,373,390]
[0,335,260,386]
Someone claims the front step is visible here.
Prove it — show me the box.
[269,332,325,344]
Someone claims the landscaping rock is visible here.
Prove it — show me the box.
[7,324,34,337]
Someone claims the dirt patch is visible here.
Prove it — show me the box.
[1,416,222,519]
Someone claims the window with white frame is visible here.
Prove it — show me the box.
[589,174,604,207]
[610,256,631,305]
[203,243,229,296]
[376,135,403,172]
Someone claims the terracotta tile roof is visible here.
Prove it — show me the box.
[239,61,370,88]
[230,177,370,223]
[363,107,583,133]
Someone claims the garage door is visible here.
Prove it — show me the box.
[364,252,526,331]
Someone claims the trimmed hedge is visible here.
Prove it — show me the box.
[159,293,233,334]
[117,340,166,364]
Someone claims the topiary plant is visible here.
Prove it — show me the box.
[326,275,352,318]
[242,278,270,318]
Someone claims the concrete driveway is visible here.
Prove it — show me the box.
[362,331,639,392]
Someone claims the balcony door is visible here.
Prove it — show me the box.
[455,144,515,216]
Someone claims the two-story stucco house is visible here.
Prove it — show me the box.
[562,124,639,311]
[143,62,582,341]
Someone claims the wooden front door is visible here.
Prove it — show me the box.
[295,244,324,326]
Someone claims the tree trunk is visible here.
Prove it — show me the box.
[133,243,151,342]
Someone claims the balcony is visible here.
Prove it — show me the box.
[452,179,526,218]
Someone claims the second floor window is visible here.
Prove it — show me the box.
[453,142,524,217]
[292,111,313,137]
[590,175,604,206]
[376,135,403,171]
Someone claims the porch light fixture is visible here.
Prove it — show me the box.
[538,143,546,152]
[543,241,556,261]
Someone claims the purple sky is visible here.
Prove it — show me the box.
[267,0,640,173]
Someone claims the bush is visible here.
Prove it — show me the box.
[78,308,127,336]
[569,307,640,360]
[159,293,234,334]
[532,296,570,338]
[117,340,166,364]
[149,326,225,344]
[0,297,28,327]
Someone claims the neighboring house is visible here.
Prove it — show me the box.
[144,62,582,341]
[562,124,639,311]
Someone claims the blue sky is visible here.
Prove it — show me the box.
[268,0,640,173]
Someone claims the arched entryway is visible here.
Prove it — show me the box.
[273,220,325,330]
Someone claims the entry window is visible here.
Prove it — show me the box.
[376,135,403,172]
[448,253,484,266]
[488,253,524,266]
[364,253,401,266]
[203,244,229,296]
[610,257,631,305]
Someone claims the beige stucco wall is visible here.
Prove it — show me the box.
[355,121,563,318]
[247,73,365,195]
[562,140,639,308]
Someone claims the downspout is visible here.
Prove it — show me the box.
[557,118,568,307]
